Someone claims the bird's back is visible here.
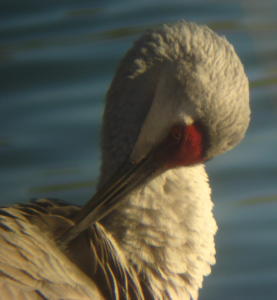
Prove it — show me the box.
[0,199,147,300]
[0,199,105,300]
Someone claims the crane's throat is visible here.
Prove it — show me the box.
[101,164,217,300]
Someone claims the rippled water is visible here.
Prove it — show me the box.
[1,1,277,299]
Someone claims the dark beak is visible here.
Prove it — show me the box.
[60,123,188,245]
[61,147,164,244]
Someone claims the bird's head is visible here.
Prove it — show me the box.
[102,21,250,179]
[62,21,250,243]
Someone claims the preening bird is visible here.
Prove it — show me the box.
[0,21,250,300]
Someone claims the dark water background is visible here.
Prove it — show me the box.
[1,0,277,299]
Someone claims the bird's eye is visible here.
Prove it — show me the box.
[170,124,183,142]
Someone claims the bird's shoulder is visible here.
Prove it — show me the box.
[0,198,105,300]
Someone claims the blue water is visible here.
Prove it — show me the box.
[1,1,277,299]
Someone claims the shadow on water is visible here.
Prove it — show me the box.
[251,75,277,88]
[239,194,277,206]
[29,179,96,194]
[0,25,146,60]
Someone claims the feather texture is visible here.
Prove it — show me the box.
[0,200,103,300]
[0,200,147,300]
[0,20,250,300]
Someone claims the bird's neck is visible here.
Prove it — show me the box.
[101,164,217,300]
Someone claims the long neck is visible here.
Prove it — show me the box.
[100,164,217,300]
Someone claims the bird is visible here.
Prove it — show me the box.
[0,21,250,300]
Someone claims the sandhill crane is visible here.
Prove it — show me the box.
[0,21,250,300]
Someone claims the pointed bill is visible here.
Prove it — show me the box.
[61,151,162,245]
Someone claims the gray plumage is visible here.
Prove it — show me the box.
[0,21,250,300]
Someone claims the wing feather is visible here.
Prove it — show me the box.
[0,201,105,300]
